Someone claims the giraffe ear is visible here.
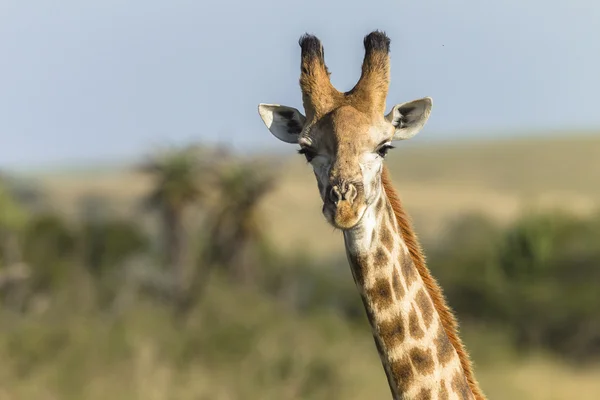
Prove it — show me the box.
[258,104,306,144]
[386,97,433,141]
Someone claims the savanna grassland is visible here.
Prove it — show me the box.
[2,135,600,399]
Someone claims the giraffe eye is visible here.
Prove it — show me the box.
[377,144,395,158]
[298,147,317,162]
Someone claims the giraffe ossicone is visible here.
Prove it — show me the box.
[258,31,486,400]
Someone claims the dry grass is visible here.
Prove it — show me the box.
[477,356,600,399]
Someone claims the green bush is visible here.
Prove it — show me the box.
[430,211,600,360]
[23,213,75,291]
[82,218,149,276]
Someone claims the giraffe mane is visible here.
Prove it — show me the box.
[381,165,487,400]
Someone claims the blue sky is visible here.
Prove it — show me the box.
[1,0,599,169]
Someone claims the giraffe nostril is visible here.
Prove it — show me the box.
[346,183,357,204]
[329,186,342,203]
[329,183,358,204]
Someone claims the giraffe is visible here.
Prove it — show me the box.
[258,31,486,400]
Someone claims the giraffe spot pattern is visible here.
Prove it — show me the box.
[386,205,397,231]
[358,292,378,334]
[415,388,432,400]
[380,224,394,252]
[415,289,434,329]
[348,252,368,287]
[434,324,455,366]
[401,254,417,286]
[376,196,385,214]
[390,356,414,393]
[385,200,395,217]
[392,268,405,299]
[372,336,397,395]
[373,247,389,269]
[408,306,425,339]
[452,370,472,399]
[378,313,406,349]
[409,347,435,375]
[439,379,450,400]
[366,277,394,310]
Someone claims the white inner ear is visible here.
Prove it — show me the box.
[258,104,306,144]
[386,97,433,141]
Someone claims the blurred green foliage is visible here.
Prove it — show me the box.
[430,211,600,360]
[23,212,76,291]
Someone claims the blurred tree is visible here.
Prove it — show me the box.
[80,217,148,308]
[82,218,148,277]
[23,212,75,291]
[0,178,32,310]
[140,145,209,299]
[204,160,275,284]
[0,180,29,268]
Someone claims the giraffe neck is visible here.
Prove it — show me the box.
[343,188,474,400]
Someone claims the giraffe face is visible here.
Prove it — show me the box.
[258,32,432,230]
[297,106,393,229]
[258,98,433,230]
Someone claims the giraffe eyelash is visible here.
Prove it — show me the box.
[377,144,395,158]
[298,147,317,162]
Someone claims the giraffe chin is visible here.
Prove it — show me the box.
[323,200,367,230]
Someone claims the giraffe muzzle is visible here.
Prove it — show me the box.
[329,182,358,205]
[323,181,367,230]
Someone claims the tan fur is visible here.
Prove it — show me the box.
[381,166,487,400]
[299,36,342,121]
[299,32,391,122]
[347,45,390,116]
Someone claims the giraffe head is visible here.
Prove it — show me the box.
[258,31,432,230]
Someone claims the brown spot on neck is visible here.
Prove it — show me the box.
[377,313,406,349]
[383,200,399,233]
[452,370,473,399]
[415,388,432,400]
[439,380,450,400]
[372,336,397,395]
[408,306,425,339]
[409,348,435,375]
[392,268,405,299]
[434,323,455,366]
[376,195,385,214]
[380,223,394,252]
[366,277,394,311]
[373,246,389,268]
[347,251,368,287]
[401,254,417,286]
[389,356,414,394]
[415,289,434,329]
